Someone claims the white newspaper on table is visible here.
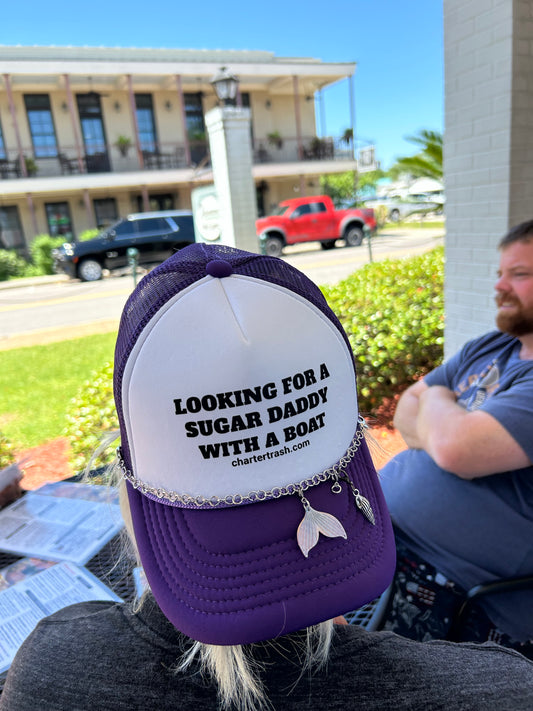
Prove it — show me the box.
[0,561,122,674]
[0,485,123,564]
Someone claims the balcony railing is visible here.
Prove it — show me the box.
[0,135,355,180]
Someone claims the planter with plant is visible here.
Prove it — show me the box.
[115,135,132,157]
[267,131,283,150]
[188,130,206,143]
[309,136,326,158]
[341,128,353,146]
[24,156,38,176]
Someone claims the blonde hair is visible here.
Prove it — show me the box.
[109,466,335,710]
[176,620,334,711]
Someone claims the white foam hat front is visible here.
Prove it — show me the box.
[121,272,359,504]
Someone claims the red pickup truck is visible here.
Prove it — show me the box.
[256,195,377,257]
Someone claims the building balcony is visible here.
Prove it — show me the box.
[0,135,355,184]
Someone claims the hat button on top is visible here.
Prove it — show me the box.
[206,259,233,278]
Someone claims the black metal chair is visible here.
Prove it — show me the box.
[346,574,533,659]
[446,575,533,646]
[0,158,22,178]
[58,153,82,174]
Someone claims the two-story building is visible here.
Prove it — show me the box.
[0,45,357,254]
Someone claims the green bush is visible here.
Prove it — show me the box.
[21,263,45,278]
[0,249,29,281]
[64,362,119,474]
[373,204,389,228]
[322,247,444,415]
[78,229,99,242]
[29,234,65,275]
[0,431,16,469]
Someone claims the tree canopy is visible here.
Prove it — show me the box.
[320,169,385,205]
[388,129,443,181]
[319,128,442,205]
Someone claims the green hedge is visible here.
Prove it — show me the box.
[0,234,65,281]
[29,234,65,275]
[78,229,99,242]
[0,250,28,281]
[64,362,119,474]
[0,431,16,469]
[321,246,444,414]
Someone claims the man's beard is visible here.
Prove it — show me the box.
[495,295,533,336]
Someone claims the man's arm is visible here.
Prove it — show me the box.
[416,385,531,478]
[392,379,429,449]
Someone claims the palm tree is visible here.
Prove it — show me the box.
[388,129,443,181]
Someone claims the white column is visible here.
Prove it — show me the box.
[205,106,259,253]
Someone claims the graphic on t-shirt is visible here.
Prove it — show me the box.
[456,358,500,411]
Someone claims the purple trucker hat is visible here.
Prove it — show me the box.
[114,242,395,645]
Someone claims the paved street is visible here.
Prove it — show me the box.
[0,226,443,349]
[283,226,443,285]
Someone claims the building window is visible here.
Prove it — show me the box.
[93,198,118,229]
[135,193,174,212]
[24,95,58,158]
[0,121,6,160]
[0,206,25,254]
[76,94,110,173]
[184,93,205,140]
[135,94,157,152]
[240,92,254,143]
[184,93,207,165]
[45,202,74,240]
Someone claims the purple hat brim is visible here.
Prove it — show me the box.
[127,435,395,645]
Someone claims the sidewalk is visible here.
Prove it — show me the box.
[0,273,70,291]
[0,319,120,351]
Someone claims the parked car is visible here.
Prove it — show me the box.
[256,195,377,257]
[52,210,196,281]
[364,194,443,223]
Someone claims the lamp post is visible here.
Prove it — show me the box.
[210,66,239,106]
[200,67,258,252]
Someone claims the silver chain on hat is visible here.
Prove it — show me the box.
[116,417,367,509]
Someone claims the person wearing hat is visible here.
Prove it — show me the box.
[1,244,532,711]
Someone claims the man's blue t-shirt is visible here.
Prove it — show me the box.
[380,331,533,640]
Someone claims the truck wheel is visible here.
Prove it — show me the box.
[264,236,283,258]
[389,208,400,222]
[78,259,103,281]
[344,226,364,247]
[320,240,336,250]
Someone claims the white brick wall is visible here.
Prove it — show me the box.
[443,0,533,357]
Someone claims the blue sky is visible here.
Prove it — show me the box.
[0,0,443,170]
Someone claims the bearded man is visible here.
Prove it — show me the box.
[379,220,533,651]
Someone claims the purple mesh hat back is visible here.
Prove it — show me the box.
[114,243,396,645]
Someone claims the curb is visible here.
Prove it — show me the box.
[0,319,120,351]
[0,274,71,291]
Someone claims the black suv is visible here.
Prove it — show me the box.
[52,210,196,281]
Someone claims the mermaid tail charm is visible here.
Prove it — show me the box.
[297,494,347,557]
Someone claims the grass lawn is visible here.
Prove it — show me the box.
[0,332,117,449]
[380,219,445,230]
